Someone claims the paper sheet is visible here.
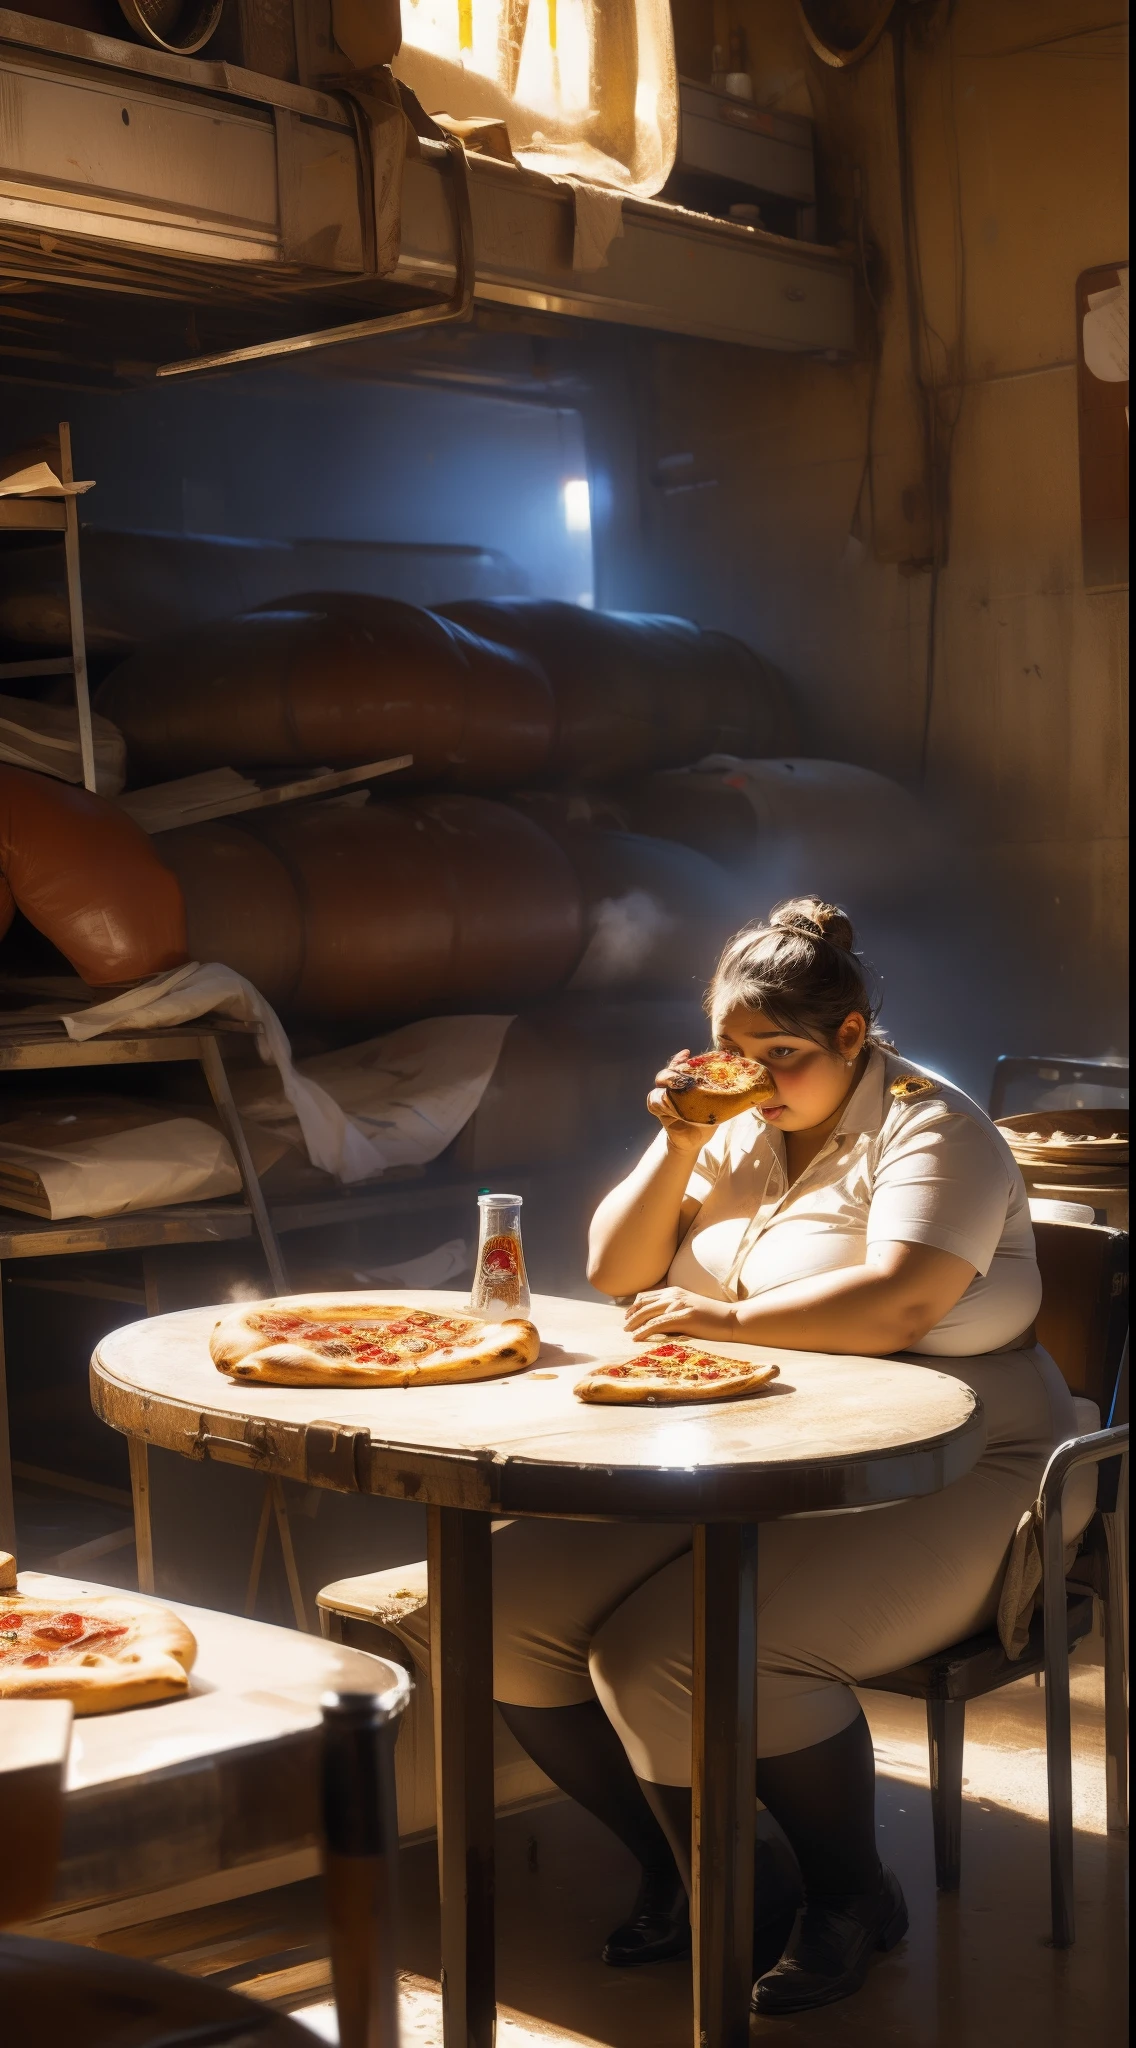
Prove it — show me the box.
[0,694,125,792]
[1083,268,1129,384]
[63,966,512,1184]
[0,458,94,497]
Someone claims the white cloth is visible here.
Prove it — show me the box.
[669,1046,1042,1355]
[63,964,512,1186]
[564,180,625,270]
[233,1015,516,1171]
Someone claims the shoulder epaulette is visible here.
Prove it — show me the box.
[890,1073,938,1102]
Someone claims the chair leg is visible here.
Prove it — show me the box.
[926,1698,965,1891]
[1042,1518,1074,1947]
[1101,1507,1129,1833]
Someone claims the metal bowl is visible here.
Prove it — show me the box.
[117,1,224,55]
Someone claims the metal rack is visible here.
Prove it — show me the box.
[0,20,856,361]
[0,422,96,792]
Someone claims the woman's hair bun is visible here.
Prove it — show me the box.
[769,897,856,953]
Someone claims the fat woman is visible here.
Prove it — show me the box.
[397,897,1075,2014]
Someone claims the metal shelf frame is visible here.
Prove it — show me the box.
[0,13,857,361]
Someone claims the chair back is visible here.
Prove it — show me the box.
[1033,1219,1129,1414]
[990,1055,1129,1119]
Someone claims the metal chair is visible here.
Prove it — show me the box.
[869,1220,1129,1946]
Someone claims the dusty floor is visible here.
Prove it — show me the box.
[17,1477,1127,2046]
[290,1659,1127,2048]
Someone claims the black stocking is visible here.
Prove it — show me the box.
[495,1700,678,1880]
[638,1780,803,1976]
[753,1709,882,1899]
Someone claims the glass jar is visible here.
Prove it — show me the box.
[471,1191,531,1318]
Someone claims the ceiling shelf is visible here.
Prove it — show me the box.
[0,11,855,370]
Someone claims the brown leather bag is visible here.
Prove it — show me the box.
[0,766,187,984]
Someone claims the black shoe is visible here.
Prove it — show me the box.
[602,1866,691,1968]
[751,1865,908,2015]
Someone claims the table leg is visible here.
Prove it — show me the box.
[427,1505,496,2048]
[128,1437,155,1594]
[692,1523,758,2048]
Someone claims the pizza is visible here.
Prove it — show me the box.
[657,1050,777,1125]
[209,1299,541,1387]
[0,1590,196,1714]
[575,1342,780,1405]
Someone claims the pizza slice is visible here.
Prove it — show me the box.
[0,1591,196,1714]
[575,1341,780,1405]
[209,1299,540,1387]
[657,1050,776,1125]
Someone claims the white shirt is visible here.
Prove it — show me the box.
[667,1046,1041,1356]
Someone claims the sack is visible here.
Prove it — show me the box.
[0,766,187,982]
[155,797,583,1024]
[96,598,553,788]
[442,599,799,779]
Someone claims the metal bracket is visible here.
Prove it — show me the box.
[155,136,475,378]
[304,1422,370,1492]
[189,1426,270,1464]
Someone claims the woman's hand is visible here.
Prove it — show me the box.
[646,1054,717,1156]
[623,1287,738,1343]
[586,1053,715,1298]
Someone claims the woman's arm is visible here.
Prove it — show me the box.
[587,1083,713,1297]
[621,1240,977,1354]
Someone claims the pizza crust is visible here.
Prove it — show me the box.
[0,1594,196,1714]
[658,1051,776,1126]
[575,1345,780,1406]
[210,1300,540,1387]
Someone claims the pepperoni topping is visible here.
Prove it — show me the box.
[35,1612,87,1644]
[593,1346,750,1384]
[248,1306,479,1360]
[71,1625,128,1652]
[0,1606,136,1674]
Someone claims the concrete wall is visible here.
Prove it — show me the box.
[594,0,1128,1062]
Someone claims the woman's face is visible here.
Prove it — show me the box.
[713,1004,868,1133]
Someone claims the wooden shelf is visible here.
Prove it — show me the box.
[0,500,67,531]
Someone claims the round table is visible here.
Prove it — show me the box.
[92,1289,985,2048]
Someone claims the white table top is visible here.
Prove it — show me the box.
[92,1290,985,1521]
[10,1572,411,1918]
